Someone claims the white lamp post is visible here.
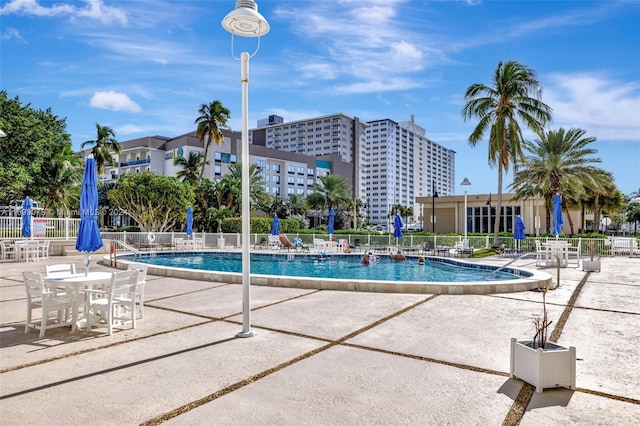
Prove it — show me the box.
[222,0,269,338]
[460,177,472,247]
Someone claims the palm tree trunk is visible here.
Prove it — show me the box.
[199,140,211,180]
[594,196,600,233]
[493,170,503,247]
[545,196,551,233]
[564,205,575,235]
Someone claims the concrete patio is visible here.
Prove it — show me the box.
[1,253,638,425]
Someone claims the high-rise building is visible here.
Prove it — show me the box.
[364,115,456,227]
[250,113,367,198]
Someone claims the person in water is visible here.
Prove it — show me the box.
[317,252,330,261]
[368,252,378,263]
[361,253,370,265]
[417,256,425,265]
[390,250,406,261]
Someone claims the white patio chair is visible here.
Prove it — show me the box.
[20,241,40,262]
[127,262,148,319]
[38,240,50,260]
[45,263,77,278]
[23,271,71,337]
[86,270,138,336]
[534,240,550,266]
[1,240,16,262]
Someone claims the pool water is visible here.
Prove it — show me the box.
[129,252,528,283]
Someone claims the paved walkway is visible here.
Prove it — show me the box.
[1,253,639,425]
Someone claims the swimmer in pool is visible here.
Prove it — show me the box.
[390,250,406,261]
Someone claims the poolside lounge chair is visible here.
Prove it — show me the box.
[279,234,297,252]
[254,237,268,250]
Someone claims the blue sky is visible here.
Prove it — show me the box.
[1,0,639,196]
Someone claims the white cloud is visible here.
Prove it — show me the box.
[73,0,127,25]
[544,73,640,141]
[1,27,26,43]
[0,0,127,25]
[0,0,74,16]
[334,77,424,94]
[89,91,141,113]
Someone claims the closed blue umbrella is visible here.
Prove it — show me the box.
[552,193,564,237]
[514,215,525,250]
[393,214,403,246]
[21,197,32,238]
[76,157,103,274]
[186,206,194,237]
[328,208,335,235]
[271,214,279,236]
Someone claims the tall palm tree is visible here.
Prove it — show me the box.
[194,100,231,180]
[461,60,552,246]
[175,151,208,186]
[510,128,605,234]
[81,123,121,175]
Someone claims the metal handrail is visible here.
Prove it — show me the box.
[113,239,141,255]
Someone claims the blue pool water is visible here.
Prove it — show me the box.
[127,252,529,282]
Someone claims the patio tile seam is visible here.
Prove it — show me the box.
[0,320,211,374]
[0,333,238,401]
[503,270,591,425]
[140,294,440,425]
[574,387,640,405]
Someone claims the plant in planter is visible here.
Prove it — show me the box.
[582,240,601,272]
[510,283,576,393]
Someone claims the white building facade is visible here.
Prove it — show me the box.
[364,116,456,227]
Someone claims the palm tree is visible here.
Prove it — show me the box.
[308,174,351,212]
[510,128,606,234]
[175,151,208,186]
[194,100,231,180]
[81,124,121,175]
[461,60,552,246]
[226,163,269,212]
[286,194,308,216]
[97,181,118,227]
[42,145,83,216]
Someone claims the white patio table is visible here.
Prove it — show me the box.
[44,271,113,331]
[542,241,571,267]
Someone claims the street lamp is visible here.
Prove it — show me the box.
[486,192,492,233]
[431,182,439,233]
[222,0,269,338]
[460,177,472,247]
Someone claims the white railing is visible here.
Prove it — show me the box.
[0,217,630,258]
[0,217,80,240]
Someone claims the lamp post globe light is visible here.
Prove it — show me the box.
[460,177,472,247]
[222,0,269,338]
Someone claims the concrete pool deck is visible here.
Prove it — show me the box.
[1,253,639,425]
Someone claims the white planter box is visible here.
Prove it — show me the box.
[582,259,601,272]
[510,338,576,393]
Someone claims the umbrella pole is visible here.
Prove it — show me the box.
[84,253,90,276]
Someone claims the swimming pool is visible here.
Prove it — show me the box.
[116,252,551,295]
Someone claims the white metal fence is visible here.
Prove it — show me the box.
[0,217,81,240]
[0,217,629,258]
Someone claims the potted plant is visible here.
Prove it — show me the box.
[510,283,576,393]
[582,241,600,272]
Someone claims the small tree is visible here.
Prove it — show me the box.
[108,171,194,232]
